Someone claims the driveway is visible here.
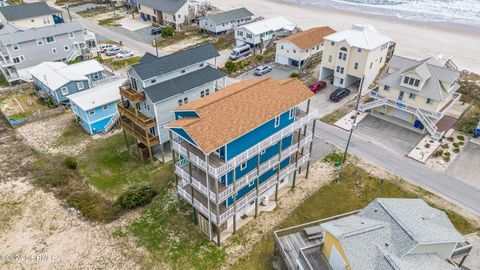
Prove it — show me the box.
[309,81,358,117]
[110,25,156,44]
[236,62,297,81]
[355,115,424,155]
[447,142,480,188]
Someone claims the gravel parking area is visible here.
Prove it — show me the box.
[236,62,297,81]
[447,142,480,188]
[110,25,156,44]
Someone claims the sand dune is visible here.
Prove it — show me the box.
[209,0,480,73]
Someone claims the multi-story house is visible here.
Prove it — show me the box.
[0,21,97,83]
[118,43,226,161]
[359,55,462,139]
[0,2,64,29]
[275,198,473,270]
[319,23,392,92]
[199,8,254,34]
[29,59,113,104]
[275,26,336,69]
[234,17,296,49]
[137,0,193,29]
[166,77,318,246]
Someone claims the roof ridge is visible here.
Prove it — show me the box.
[377,199,418,242]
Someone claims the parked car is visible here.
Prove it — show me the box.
[254,65,272,76]
[116,50,134,59]
[309,81,327,93]
[150,27,163,35]
[106,47,122,56]
[329,88,351,102]
[230,44,252,61]
[99,44,115,53]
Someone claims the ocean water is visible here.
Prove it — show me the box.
[288,0,480,31]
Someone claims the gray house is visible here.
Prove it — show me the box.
[0,2,63,29]
[199,8,254,34]
[137,0,191,29]
[0,21,97,83]
[118,43,227,161]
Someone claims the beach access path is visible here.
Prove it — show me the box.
[210,0,480,74]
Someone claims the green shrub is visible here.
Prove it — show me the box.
[457,135,465,141]
[433,149,443,157]
[459,141,465,145]
[255,54,264,61]
[65,156,77,170]
[225,61,236,74]
[447,137,454,142]
[66,191,120,222]
[424,143,430,148]
[452,142,460,148]
[116,185,157,209]
[441,144,448,149]
[290,72,299,78]
[323,151,344,164]
[444,151,451,157]
[161,26,175,38]
[443,156,450,162]
[453,148,460,153]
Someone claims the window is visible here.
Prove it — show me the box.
[328,55,332,62]
[199,63,204,67]
[246,33,252,39]
[61,87,69,95]
[37,39,44,46]
[77,82,84,90]
[131,77,137,90]
[426,98,432,104]
[354,62,359,70]
[69,32,75,39]
[403,76,420,87]
[338,52,347,60]
[274,116,280,127]
[19,55,24,61]
[330,41,334,46]
[103,104,109,110]
[281,45,284,50]
[357,48,362,53]
[414,79,420,87]
[293,49,296,53]
[249,181,254,187]
[181,70,186,74]
[64,45,69,51]
[205,89,209,96]
[379,57,383,63]
[340,78,344,84]
[370,62,373,69]
[384,85,390,91]
[12,44,19,51]
[381,43,388,50]
[240,162,247,171]
[151,79,156,84]
[200,90,205,97]
[261,149,266,155]
[183,97,188,104]
[409,93,416,99]
[178,99,183,106]
[237,31,243,36]
[289,108,294,119]
[52,48,57,54]
[46,36,55,43]
[336,66,344,74]
[149,127,156,135]
[88,109,95,115]
[12,56,22,63]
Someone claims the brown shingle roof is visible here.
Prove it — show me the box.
[280,26,336,50]
[167,78,314,153]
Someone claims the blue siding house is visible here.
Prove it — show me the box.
[68,79,123,134]
[29,60,107,104]
[166,77,318,245]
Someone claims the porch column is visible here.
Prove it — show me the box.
[160,141,166,163]
[187,149,197,225]
[292,128,302,189]
[205,154,213,242]
[214,165,221,247]
[254,153,261,218]
[305,119,316,179]
[169,131,179,190]
[232,167,237,235]
[275,139,283,201]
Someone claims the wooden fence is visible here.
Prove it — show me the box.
[0,83,33,97]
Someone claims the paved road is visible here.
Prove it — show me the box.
[315,122,480,216]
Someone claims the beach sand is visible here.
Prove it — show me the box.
[209,0,480,73]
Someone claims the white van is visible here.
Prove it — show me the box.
[230,44,252,60]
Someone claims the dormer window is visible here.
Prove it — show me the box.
[403,76,420,87]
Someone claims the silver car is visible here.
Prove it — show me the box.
[254,65,272,76]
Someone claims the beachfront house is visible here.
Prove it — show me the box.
[199,8,254,34]
[29,60,111,104]
[0,2,64,29]
[118,43,226,162]
[275,26,336,69]
[234,17,296,49]
[359,55,462,140]
[137,0,192,29]
[319,23,392,92]
[0,21,97,84]
[166,77,318,246]
[69,79,124,135]
[274,198,473,270]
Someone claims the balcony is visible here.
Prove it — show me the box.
[121,116,159,146]
[118,102,156,129]
[369,91,444,119]
[120,83,146,102]
[0,57,14,67]
[171,109,318,179]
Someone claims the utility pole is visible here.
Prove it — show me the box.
[154,38,158,56]
[341,75,365,165]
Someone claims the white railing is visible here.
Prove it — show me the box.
[358,98,386,112]
[0,57,13,67]
[90,74,122,88]
[415,108,444,140]
[370,91,443,119]
[102,113,119,134]
[172,109,318,179]
[440,92,461,114]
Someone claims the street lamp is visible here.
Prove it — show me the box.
[341,75,365,165]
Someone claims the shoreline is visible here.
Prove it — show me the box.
[208,0,480,73]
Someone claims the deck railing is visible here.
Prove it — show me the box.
[171,109,318,179]
[370,91,444,119]
[118,102,156,128]
[119,83,146,102]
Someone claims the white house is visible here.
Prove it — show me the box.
[319,23,392,92]
[137,0,192,29]
[234,17,296,49]
[199,7,254,34]
[275,26,335,68]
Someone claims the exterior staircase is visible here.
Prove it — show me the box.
[102,113,119,134]
[67,48,82,62]
[358,98,386,112]
[414,108,444,140]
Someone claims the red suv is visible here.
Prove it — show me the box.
[309,81,327,93]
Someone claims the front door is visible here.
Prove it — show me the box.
[398,91,404,101]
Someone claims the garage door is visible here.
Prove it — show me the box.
[392,108,412,122]
[275,55,289,65]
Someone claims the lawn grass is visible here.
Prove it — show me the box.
[115,163,227,270]
[98,39,122,45]
[228,162,478,270]
[77,6,110,18]
[98,15,124,27]
[0,73,8,87]
[77,133,161,197]
[104,56,141,70]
